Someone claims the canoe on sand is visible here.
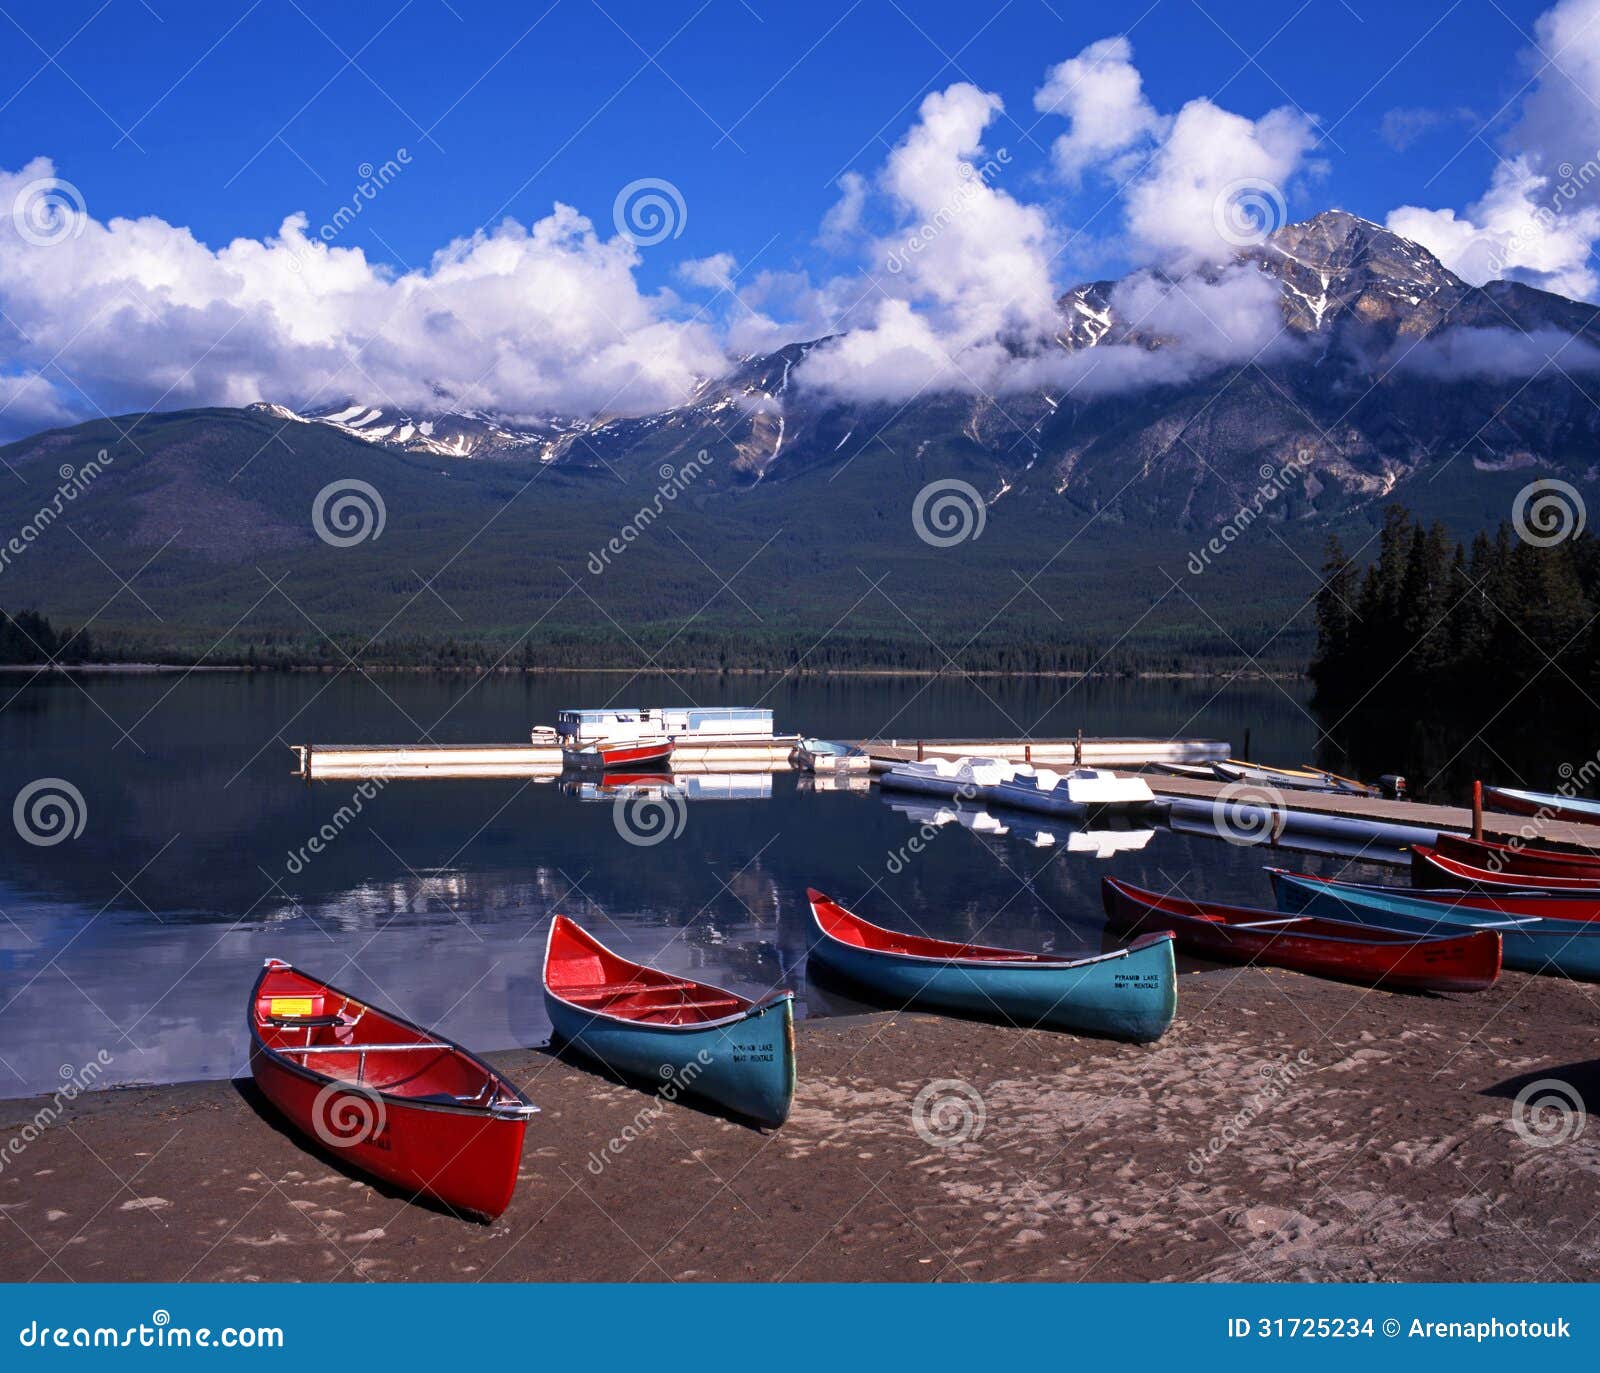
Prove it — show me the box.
[1266,869,1600,980]
[543,916,795,1127]
[249,959,536,1221]
[806,888,1176,1041]
[1101,877,1499,992]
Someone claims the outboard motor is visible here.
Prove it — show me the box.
[1380,774,1407,801]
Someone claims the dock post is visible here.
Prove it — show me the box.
[917,740,924,761]
[1074,729,1082,766]
[1024,743,1032,764]
[1472,780,1483,840]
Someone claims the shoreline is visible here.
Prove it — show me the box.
[4,967,1595,1283]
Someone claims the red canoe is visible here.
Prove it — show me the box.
[1483,784,1600,826]
[1411,845,1600,892]
[1433,832,1600,880]
[249,959,537,1221]
[1101,878,1501,992]
[567,738,675,770]
[1362,881,1600,922]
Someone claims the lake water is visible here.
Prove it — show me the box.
[0,670,1391,1100]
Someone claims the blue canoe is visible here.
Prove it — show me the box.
[1266,868,1600,980]
[806,889,1176,1041]
[542,916,795,1127]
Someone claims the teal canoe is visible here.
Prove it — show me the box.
[1266,868,1600,980]
[542,916,795,1128]
[806,889,1176,1041]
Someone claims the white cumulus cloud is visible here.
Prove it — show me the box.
[1123,100,1320,263]
[0,157,728,439]
[1387,0,1600,298]
[1033,36,1166,183]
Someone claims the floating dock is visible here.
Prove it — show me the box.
[294,734,1229,781]
[290,731,1600,858]
[292,738,801,780]
[1144,773,1600,856]
[856,742,1600,858]
[850,737,1230,768]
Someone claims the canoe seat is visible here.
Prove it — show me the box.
[560,979,700,1003]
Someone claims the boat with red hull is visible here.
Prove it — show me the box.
[248,960,537,1221]
[1483,784,1600,826]
[565,738,675,770]
[1100,878,1500,992]
[1432,833,1600,880]
[1411,845,1600,892]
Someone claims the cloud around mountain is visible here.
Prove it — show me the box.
[3,0,1600,441]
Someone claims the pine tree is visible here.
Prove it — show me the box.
[1309,535,1359,699]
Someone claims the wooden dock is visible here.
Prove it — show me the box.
[292,738,801,780]
[294,734,1231,781]
[1145,773,1600,855]
[849,736,1230,768]
[852,741,1600,856]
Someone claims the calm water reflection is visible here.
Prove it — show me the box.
[0,670,1384,1099]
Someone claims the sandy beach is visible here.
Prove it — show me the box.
[2,964,1596,1284]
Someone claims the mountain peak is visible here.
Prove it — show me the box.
[1241,210,1464,335]
[1263,208,1446,276]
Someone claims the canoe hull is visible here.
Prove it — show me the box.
[809,929,1176,1041]
[1433,833,1600,879]
[1101,879,1500,993]
[248,1043,528,1221]
[1268,870,1600,980]
[546,993,795,1127]
[1484,785,1600,825]
[1412,845,1600,892]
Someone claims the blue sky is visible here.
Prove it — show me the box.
[0,0,1556,287]
[2,0,1594,435]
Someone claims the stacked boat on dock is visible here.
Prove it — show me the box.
[554,706,779,771]
[1155,758,1402,798]
[879,754,1166,820]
